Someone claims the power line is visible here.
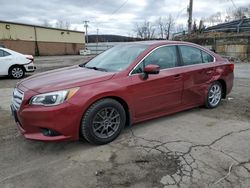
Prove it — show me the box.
[110,0,129,16]
[175,7,187,21]
[229,0,237,9]
[88,0,129,35]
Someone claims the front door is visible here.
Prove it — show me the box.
[128,45,183,118]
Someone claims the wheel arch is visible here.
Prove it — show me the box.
[92,96,131,126]
[8,64,25,75]
[79,95,132,139]
[108,96,132,127]
[217,79,227,99]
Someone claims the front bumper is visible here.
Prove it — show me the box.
[11,101,82,142]
[24,62,36,72]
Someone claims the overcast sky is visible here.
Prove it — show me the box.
[0,0,249,35]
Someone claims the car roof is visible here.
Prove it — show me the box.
[0,47,23,55]
[130,40,214,51]
[122,40,200,47]
[120,40,219,60]
[0,47,12,53]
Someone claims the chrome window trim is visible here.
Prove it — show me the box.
[129,44,216,76]
[178,44,216,64]
[129,44,177,76]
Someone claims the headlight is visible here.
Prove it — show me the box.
[30,87,79,106]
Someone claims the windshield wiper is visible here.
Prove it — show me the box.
[85,66,107,72]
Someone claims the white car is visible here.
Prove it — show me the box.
[0,48,36,79]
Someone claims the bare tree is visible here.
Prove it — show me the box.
[56,20,64,29]
[55,19,71,29]
[225,4,250,22]
[134,15,175,40]
[42,20,52,27]
[65,21,71,30]
[134,23,144,39]
[156,15,175,39]
[157,17,164,39]
[204,12,223,26]
[164,15,175,40]
[134,20,155,40]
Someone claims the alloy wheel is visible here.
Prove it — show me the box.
[208,83,222,107]
[92,107,121,139]
[11,67,24,78]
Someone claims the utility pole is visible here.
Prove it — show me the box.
[187,0,193,34]
[96,28,99,44]
[83,20,89,46]
[96,28,99,54]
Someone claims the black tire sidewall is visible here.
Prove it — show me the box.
[81,99,126,145]
[206,81,222,108]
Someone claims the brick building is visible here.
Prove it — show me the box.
[0,21,85,56]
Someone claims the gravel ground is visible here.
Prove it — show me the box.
[0,56,249,188]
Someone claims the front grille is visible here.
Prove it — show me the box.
[12,88,24,111]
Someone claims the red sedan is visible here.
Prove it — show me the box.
[11,41,234,144]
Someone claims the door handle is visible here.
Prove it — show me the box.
[206,70,213,74]
[173,74,181,80]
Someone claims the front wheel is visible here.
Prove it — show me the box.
[205,81,222,108]
[81,98,126,145]
[9,66,25,79]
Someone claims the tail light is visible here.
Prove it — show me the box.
[229,63,234,72]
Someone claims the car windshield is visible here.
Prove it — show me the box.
[84,44,148,72]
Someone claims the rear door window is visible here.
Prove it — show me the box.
[179,46,203,65]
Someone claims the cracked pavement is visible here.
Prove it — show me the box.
[0,57,249,188]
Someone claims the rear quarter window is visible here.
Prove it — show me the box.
[0,50,4,57]
[0,50,11,57]
[201,51,214,63]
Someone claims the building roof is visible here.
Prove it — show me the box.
[0,20,85,34]
[205,18,250,33]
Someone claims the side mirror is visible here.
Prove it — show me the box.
[144,64,160,74]
[142,64,160,80]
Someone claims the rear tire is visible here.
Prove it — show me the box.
[205,81,222,108]
[9,66,25,79]
[81,98,126,145]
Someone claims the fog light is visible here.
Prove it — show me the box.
[41,128,61,136]
[27,66,34,70]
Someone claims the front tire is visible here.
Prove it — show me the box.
[81,98,126,145]
[205,81,222,108]
[9,66,25,79]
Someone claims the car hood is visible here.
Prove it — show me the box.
[18,65,115,93]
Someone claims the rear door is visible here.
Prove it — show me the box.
[178,45,215,106]
[129,45,183,118]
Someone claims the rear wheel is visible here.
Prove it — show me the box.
[9,66,25,79]
[205,81,222,108]
[81,98,126,145]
